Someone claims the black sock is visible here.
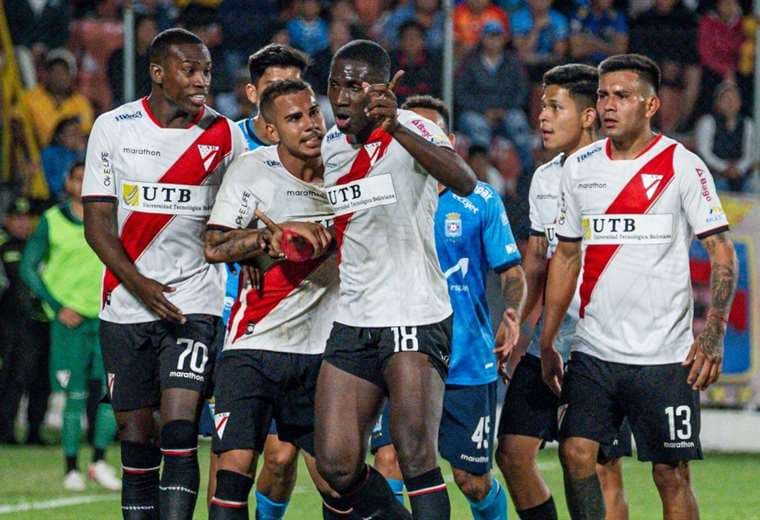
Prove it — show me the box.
[121,441,161,520]
[517,496,558,520]
[65,455,78,474]
[209,469,253,520]
[332,465,411,520]
[159,420,199,520]
[93,447,106,463]
[321,491,356,519]
[405,467,450,520]
[563,472,605,520]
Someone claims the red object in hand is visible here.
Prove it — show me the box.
[280,228,314,262]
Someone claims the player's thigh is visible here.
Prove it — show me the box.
[100,319,161,412]
[559,352,625,448]
[217,449,258,477]
[273,353,322,456]
[159,314,222,400]
[498,354,560,443]
[622,363,702,464]
[212,350,274,457]
[439,382,498,476]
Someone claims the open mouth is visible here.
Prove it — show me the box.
[334,113,351,130]
[302,134,323,146]
[189,93,207,106]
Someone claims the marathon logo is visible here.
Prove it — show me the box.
[120,180,217,216]
[326,174,397,216]
[581,214,673,245]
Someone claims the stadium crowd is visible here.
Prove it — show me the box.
[0,0,750,518]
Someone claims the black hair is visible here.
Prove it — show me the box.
[401,95,450,134]
[259,79,313,123]
[542,63,599,108]
[598,53,661,92]
[51,117,81,145]
[68,161,85,177]
[247,44,310,86]
[399,20,426,38]
[331,40,390,83]
[149,28,205,64]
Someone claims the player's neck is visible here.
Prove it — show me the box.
[253,114,273,145]
[277,145,324,183]
[146,93,197,129]
[608,128,658,160]
[563,128,598,158]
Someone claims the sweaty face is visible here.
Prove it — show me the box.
[250,66,303,105]
[539,85,585,153]
[596,70,653,140]
[270,89,326,161]
[159,43,212,115]
[328,58,378,136]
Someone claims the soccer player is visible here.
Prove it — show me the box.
[370,95,525,520]
[204,79,335,519]
[20,162,120,491]
[82,28,246,519]
[540,54,738,519]
[497,64,631,520]
[315,40,477,520]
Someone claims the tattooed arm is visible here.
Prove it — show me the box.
[684,231,738,390]
[204,227,273,264]
[494,265,527,359]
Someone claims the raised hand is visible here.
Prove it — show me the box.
[363,70,405,133]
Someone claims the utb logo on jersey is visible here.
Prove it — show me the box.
[198,144,220,172]
[445,212,462,238]
[123,183,140,207]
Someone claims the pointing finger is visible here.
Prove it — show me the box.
[388,70,405,92]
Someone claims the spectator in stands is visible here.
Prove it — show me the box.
[454,0,511,55]
[306,20,353,96]
[456,21,533,170]
[218,0,279,83]
[468,144,509,195]
[287,0,330,55]
[7,0,72,61]
[391,21,442,103]
[695,82,755,192]
[41,118,86,200]
[697,0,747,117]
[378,0,445,50]
[511,0,569,80]
[108,14,158,105]
[631,0,700,132]
[0,197,50,446]
[216,69,256,121]
[180,6,232,94]
[17,49,94,148]
[330,0,367,39]
[569,0,628,63]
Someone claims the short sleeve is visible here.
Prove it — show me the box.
[556,162,582,241]
[528,170,544,235]
[208,157,260,230]
[676,147,729,239]
[402,113,453,150]
[82,115,117,201]
[482,185,522,272]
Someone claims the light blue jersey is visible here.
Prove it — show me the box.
[237,117,266,151]
[434,182,522,385]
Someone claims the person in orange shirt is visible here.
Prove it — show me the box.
[17,49,94,148]
[454,0,510,54]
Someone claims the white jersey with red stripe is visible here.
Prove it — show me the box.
[321,109,453,327]
[557,135,730,364]
[207,145,338,355]
[82,98,246,324]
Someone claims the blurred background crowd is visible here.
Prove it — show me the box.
[1,0,759,446]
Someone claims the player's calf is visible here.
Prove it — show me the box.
[159,420,200,520]
[560,438,605,520]
[652,462,698,520]
[452,468,508,520]
[255,436,299,520]
[596,458,628,520]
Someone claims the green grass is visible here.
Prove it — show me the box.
[1,441,759,519]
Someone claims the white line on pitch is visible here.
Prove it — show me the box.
[0,495,118,515]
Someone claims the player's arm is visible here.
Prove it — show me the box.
[684,231,737,390]
[204,227,273,264]
[84,200,185,323]
[495,264,527,353]
[522,234,549,327]
[364,72,477,196]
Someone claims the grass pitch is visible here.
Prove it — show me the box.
[1,441,759,519]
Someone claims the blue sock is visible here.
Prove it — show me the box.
[386,478,405,504]
[255,490,289,520]
[468,478,507,520]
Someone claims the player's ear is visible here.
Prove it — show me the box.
[266,121,279,144]
[246,83,258,105]
[581,107,597,130]
[644,94,661,120]
[150,63,163,85]
[448,133,456,147]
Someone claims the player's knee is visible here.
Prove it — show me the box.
[496,438,535,476]
[217,451,254,476]
[316,457,361,495]
[394,429,438,476]
[452,468,491,502]
[374,446,400,476]
[560,439,597,476]
[264,441,299,477]
[652,462,690,493]
[116,413,156,444]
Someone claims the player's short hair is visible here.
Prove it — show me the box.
[149,28,204,64]
[598,54,661,92]
[68,160,85,177]
[331,40,390,83]
[259,79,313,123]
[543,64,599,109]
[247,44,310,86]
[401,95,450,134]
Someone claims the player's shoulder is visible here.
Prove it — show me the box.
[398,109,451,146]
[532,153,565,181]
[565,138,606,173]
[322,125,346,155]
[471,181,501,207]
[233,144,280,170]
[668,137,703,167]
[93,99,145,130]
